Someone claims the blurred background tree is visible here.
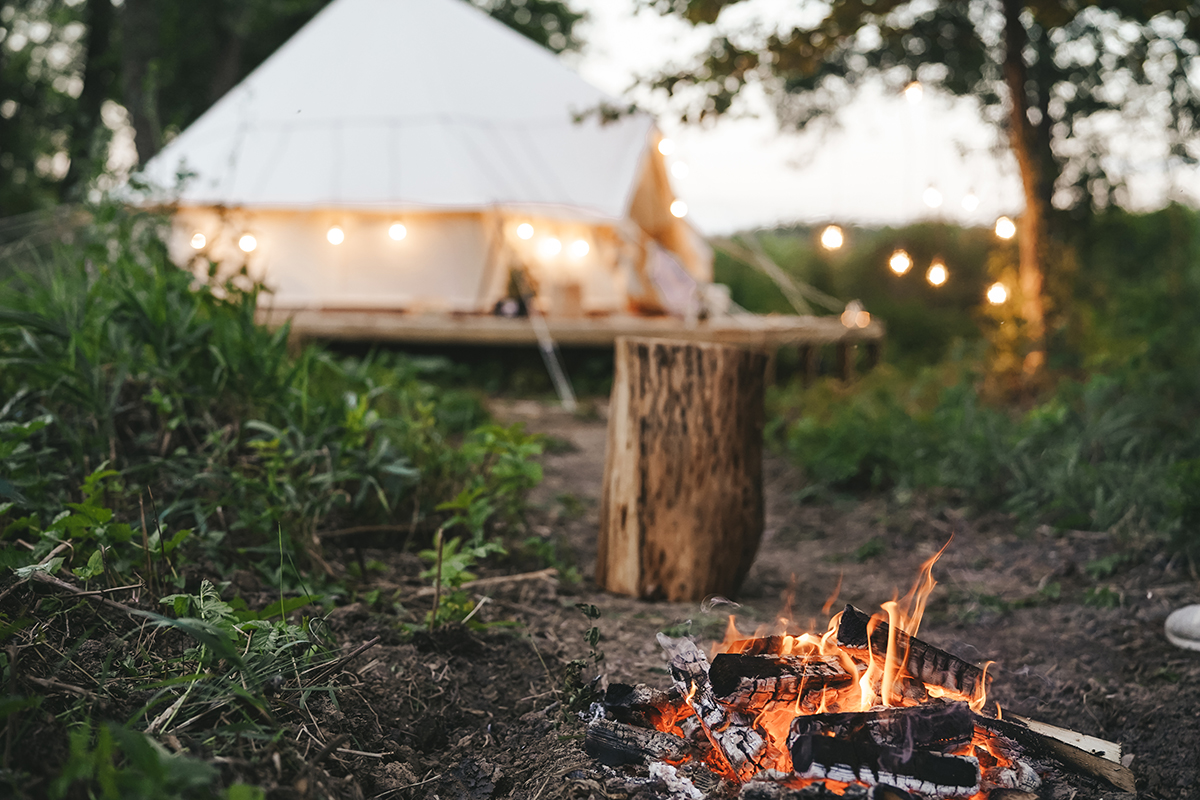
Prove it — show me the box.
[641,0,1200,378]
[0,0,584,216]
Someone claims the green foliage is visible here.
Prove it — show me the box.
[562,603,603,713]
[0,204,544,586]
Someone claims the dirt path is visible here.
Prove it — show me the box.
[496,398,1200,799]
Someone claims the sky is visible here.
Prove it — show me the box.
[566,0,1196,235]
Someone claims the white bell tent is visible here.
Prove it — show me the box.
[140,0,710,319]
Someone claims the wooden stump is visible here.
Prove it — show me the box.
[596,337,766,601]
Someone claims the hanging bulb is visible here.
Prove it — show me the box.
[927,260,948,286]
[658,138,676,156]
[569,239,590,259]
[820,225,844,250]
[923,186,943,208]
[389,223,407,241]
[190,233,206,249]
[238,234,257,253]
[987,282,1008,304]
[327,226,345,245]
[517,223,534,240]
[961,192,980,212]
[670,199,688,218]
[904,81,924,103]
[995,216,1017,239]
[889,249,912,275]
[538,237,562,258]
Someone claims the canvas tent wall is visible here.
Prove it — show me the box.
[140,0,710,317]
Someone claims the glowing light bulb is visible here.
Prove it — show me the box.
[889,249,913,275]
[190,232,206,249]
[569,239,589,259]
[670,199,688,218]
[961,193,980,212]
[389,223,407,241]
[904,81,923,103]
[820,225,844,250]
[995,216,1017,239]
[923,186,943,208]
[658,138,676,156]
[517,223,534,240]
[927,260,948,287]
[987,282,1008,304]
[841,300,865,329]
[327,226,344,245]
[856,310,871,328]
[671,161,689,179]
[539,237,562,258]
[238,234,257,253]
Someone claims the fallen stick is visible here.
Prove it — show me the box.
[412,567,558,597]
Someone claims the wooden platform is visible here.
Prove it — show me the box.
[258,307,885,350]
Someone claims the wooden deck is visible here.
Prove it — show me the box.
[258,307,885,350]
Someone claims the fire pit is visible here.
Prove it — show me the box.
[581,549,1136,799]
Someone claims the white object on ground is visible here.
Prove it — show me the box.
[1165,604,1200,651]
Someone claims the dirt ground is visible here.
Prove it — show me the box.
[9,398,1200,799]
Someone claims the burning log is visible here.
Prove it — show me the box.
[789,701,975,755]
[601,682,691,731]
[837,605,989,699]
[972,713,1135,793]
[708,652,853,711]
[659,633,776,778]
[787,702,980,798]
[585,718,702,767]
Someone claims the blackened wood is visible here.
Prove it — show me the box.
[584,718,700,767]
[973,714,1136,793]
[601,682,689,730]
[597,337,766,601]
[837,605,989,698]
[790,734,980,797]
[725,635,791,656]
[788,701,975,756]
[708,652,852,709]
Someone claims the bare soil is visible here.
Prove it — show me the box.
[8,398,1200,800]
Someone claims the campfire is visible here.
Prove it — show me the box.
[583,547,1136,799]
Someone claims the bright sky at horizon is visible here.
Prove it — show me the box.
[567,0,1199,235]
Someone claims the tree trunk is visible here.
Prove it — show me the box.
[61,0,117,200]
[120,0,162,166]
[1002,0,1048,376]
[596,337,766,602]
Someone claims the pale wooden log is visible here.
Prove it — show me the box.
[597,337,767,601]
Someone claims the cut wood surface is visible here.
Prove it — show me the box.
[974,714,1137,793]
[597,337,767,601]
[837,605,989,699]
[707,653,852,710]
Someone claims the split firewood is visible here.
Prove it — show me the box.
[837,605,989,699]
[584,718,701,767]
[788,701,975,757]
[972,714,1136,794]
[789,732,981,798]
[657,633,775,778]
[707,652,853,711]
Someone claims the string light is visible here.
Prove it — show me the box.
[238,234,257,253]
[670,199,688,218]
[569,239,589,259]
[961,193,979,212]
[538,238,562,258]
[889,249,913,275]
[841,300,870,329]
[658,138,676,156]
[820,225,844,250]
[190,233,206,249]
[987,282,1008,304]
[389,223,407,241]
[327,226,344,245]
[995,216,1017,239]
[904,81,924,103]
[927,259,948,286]
[923,186,943,208]
[517,223,534,240]
[671,161,689,179]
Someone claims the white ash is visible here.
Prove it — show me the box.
[648,761,705,800]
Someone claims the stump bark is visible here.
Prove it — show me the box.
[596,337,766,601]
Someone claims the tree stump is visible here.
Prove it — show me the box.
[596,337,766,601]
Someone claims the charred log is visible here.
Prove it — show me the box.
[584,718,701,767]
[973,714,1135,793]
[837,605,989,699]
[708,653,853,710]
[601,682,690,730]
[790,733,980,798]
[789,701,975,757]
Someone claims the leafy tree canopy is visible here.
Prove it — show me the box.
[0,0,586,216]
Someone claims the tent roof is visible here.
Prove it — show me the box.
[140,0,656,219]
